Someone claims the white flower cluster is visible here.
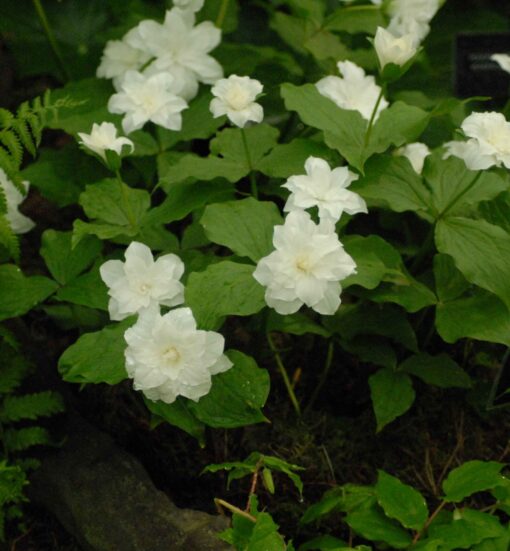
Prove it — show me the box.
[97,4,223,134]
[0,168,34,234]
[100,241,231,404]
[386,0,441,46]
[444,112,510,171]
[253,157,366,316]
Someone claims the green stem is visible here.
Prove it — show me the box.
[306,341,334,413]
[116,170,137,227]
[241,127,258,198]
[438,170,483,219]
[215,0,230,29]
[267,333,301,416]
[412,500,447,544]
[364,87,385,148]
[32,0,70,81]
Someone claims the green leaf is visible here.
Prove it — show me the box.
[257,139,335,179]
[479,191,510,234]
[201,198,282,262]
[435,217,510,310]
[72,219,138,245]
[375,470,428,531]
[299,535,348,550]
[247,513,286,551]
[442,460,506,502]
[434,253,471,303]
[345,506,412,549]
[262,455,305,498]
[0,215,20,262]
[55,264,109,311]
[436,291,510,347]
[58,319,133,385]
[369,369,415,432]
[185,261,266,330]
[400,353,472,389]
[424,153,510,218]
[190,350,270,428]
[144,397,205,445]
[266,311,331,338]
[0,265,58,322]
[1,391,64,422]
[324,5,386,34]
[40,230,102,285]
[4,427,50,452]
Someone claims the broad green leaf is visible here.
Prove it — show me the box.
[210,124,280,169]
[144,397,205,445]
[299,535,348,550]
[0,265,58,322]
[247,512,286,551]
[369,369,415,432]
[442,460,506,502]
[185,261,266,330]
[353,155,431,218]
[262,455,304,497]
[479,191,510,234]
[55,264,109,311]
[144,180,234,226]
[473,532,510,551]
[400,353,472,389]
[433,253,471,303]
[190,350,270,428]
[435,217,510,310]
[436,292,510,347]
[301,488,345,524]
[72,220,138,246]
[266,311,331,338]
[270,13,318,55]
[58,319,133,385]
[257,139,335,179]
[325,5,386,34]
[428,509,505,550]
[345,506,412,549]
[40,230,102,285]
[342,336,397,369]
[375,470,428,531]
[424,153,509,218]
[201,198,282,262]
[128,130,159,157]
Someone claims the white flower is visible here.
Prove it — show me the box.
[374,27,418,69]
[491,53,510,74]
[282,156,367,223]
[253,210,356,316]
[100,241,185,321]
[97,30,151,83]
[0,169,34,234]
[108,71,188,134]
[126,8,223,101]
[124,306,232,404]
[174,0,204,11]
[395,142,430,174]
[386,0,440,45]
[444,112,510,170]
[77,122,134,160]
[210,75,264,128]
[316,60,389,122]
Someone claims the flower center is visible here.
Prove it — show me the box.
[225,86,250,111]
[295,254,312,274]
[162,346,180,363]
[139,282,152,294]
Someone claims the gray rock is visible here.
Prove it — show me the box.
[29,415,233,551]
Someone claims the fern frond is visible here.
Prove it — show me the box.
[0,463,26,506]
[4,427,51,453]
[11,119,35,157]
[0,326,19,351]
[0,216,20,263]
[0,109,13,129]
[0,131,22,168]
[0,349,30,394]
[0,148,24,193]
[1,392,64,423]
[0,185,6,214]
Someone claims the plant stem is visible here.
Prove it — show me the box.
[32,0,70,82]
[364,87,385,148]
[306,341,334,413]
[267,333,301,416]
[412,500,447,544]
[215,498,257,522]
[216,0,230,29]
[115,170,137,227]
[438,170,483,219]
[241,127,258,198]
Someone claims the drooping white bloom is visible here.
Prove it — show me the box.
[124,306,232,404]
[108,71,188,134]
[444,112,510,170]
[126,8,223,101]
[0,169,34,234]
[386,0,440,45]
[97,29,151,83]
[316,60,389,122]
[395,142,430,174]
[174,0,204,11]
[282,156,367,223]
[253,210,356,316]
[374,27,418,69]
[491,53,510,74]
[210,75,264,128]
[77,122,134,161]
[100,241,185,321]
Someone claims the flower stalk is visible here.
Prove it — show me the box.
[241,127,259,198]
[364,87,385,148]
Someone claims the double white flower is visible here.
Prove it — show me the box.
[253,210,357,316]
[100,241,185,321]
[0,169,34,234]
[210,75,264,128]
[374,27,418,70]
[282,156,367,223]
[386,0,440,46]
[444,112,510,170]
[124,307,232,404]
[78,122,134,161]
[316,60,388,122]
